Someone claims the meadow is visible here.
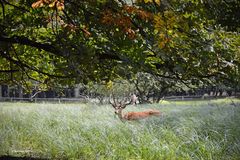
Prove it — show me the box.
[0,99,240,160]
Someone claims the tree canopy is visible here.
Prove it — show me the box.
[0,0,239,91]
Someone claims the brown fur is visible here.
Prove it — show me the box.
[122,109,161,120]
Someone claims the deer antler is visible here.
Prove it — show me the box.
[120,97,132,109]
[109,94,117,108]
[109,94,131,109]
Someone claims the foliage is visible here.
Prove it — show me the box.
[0,0,239,90]
[1,99,240,159]
[84,79,134,103]
[130,72,174,103]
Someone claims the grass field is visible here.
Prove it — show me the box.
[0,99,240,160]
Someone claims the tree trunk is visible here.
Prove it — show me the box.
[74,86,80,98]
[18,85,23,98]
[0,85,2,98]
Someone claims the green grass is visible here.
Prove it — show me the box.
[0,99,240,159]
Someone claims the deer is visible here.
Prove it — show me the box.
[109,95,161,120]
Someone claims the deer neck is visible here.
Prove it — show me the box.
[116,109,125,120]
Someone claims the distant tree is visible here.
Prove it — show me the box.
[131,72,176,103]
[86,79,134,104]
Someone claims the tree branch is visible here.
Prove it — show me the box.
[0,51,74,79]
[0,69,19,73]
[0,35,63,56]
[2,0,29,12]
[0,0,5,19]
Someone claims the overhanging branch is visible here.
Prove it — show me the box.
[0,69,19,73]
[0,51,74,79]
[0,35,63,56]
[2,0,30,12]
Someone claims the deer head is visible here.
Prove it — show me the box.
[109,94,132,119]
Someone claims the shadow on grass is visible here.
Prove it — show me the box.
[0,155,48,160]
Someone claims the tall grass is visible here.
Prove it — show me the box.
[0,99,240,159]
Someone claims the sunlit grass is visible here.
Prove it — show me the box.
[0,98,240,159]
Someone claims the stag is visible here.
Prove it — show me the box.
[109,95,161,120]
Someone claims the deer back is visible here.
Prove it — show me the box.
[123,109,161,120]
